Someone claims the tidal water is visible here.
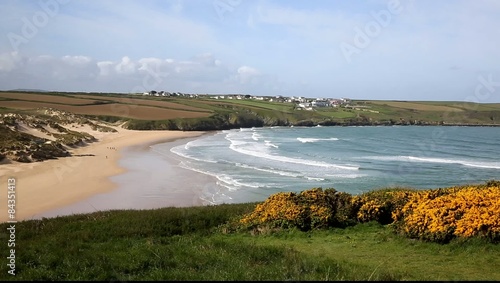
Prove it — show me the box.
[165,126,500,204]
[36,126,500,219]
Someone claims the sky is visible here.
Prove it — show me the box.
[0,0,500,102]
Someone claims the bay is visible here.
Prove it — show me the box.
[165,126,500,205]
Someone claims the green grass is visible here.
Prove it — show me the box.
[358,100,500,125]
[1,203,498,281]
[260,223,500,281]
[316,108,357,119]
[218,98,295,112]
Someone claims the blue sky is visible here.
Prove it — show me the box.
[1,0,499,102]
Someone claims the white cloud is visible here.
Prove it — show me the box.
[115,56,136,75]
[237,66,260,84]
[0,51,24,72]
[97,61,114,76]
[62,55,92,66]
[0,52,279,95]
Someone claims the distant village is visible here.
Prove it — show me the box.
[139,90,353,111]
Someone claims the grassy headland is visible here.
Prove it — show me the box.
[1,91,499,131]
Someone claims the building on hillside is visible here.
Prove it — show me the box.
[312,99,329,107]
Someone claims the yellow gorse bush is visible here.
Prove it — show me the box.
[399,186,500,242]
[354,189,416,224]
[356,199,382,222]
[240,188,354,230]
[240,192,304,225]
[238,181,500,242]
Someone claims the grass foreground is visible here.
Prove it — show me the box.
[1,184,499,281]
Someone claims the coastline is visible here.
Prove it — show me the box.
[33,131,220,220]
[0,127,206,222]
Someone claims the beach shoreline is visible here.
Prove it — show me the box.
[33,131,221,220]
[0,127,207,222]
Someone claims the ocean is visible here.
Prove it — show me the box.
[35,125,499,219]
[163,126,500,205]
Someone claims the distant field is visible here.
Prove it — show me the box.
[68,94,211,112]
[0,92,213,120]
[448,102,500,111]
[316,108,357,119]
[195,99,295,115]
[0,92,98,105]
[0,100,211,120]
[368,101,464,112]
[218,99,295,112]
[1,92,498,126]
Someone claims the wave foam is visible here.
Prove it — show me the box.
[229,142,359,170]
[178,162,264,191]
[297,137,339,143]
[235,163,300,177]
[169,146,217,163]
[305,177,325,181]
[252,132,262,141]
[363,155,500,170]
[265,140,279,148]
[406,156,500,169]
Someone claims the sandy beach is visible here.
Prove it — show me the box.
[0,126,205,222]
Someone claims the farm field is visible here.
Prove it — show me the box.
[0,100,210,120]
[68,94,211,112]
[1,91,499,128]
[367,100,465,112]
[355,100,500,125]
[0,92,99,105]
[214,98,295,112]
[0,92,213,120]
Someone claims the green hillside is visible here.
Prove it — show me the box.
[1,91,499,130]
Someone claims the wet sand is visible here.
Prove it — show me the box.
[0,127,206,222]
[33,134,220,220]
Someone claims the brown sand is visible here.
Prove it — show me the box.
[0,126,205,222]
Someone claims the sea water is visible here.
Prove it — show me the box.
[164,126,500,205]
